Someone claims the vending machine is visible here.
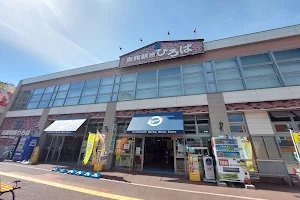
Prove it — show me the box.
[12,136,39,161]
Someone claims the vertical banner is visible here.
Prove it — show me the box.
[188,154,201,181]
[83,133,95,165]
[109,124,117,153]
[94,131,107,171]
[291,131,300,162]
[203,156,215,180]
[92,131,101,165]
[29,146,40,164]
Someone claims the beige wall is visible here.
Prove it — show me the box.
[244,111,274,135]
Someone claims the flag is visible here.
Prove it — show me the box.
[83,133,96,165]
[119,46,122,50]
[194,28,196,33]
[140,38,143,42]
[168,31,170,35]
[92,130,101,165]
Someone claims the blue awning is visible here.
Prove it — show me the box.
[126,112,184,134]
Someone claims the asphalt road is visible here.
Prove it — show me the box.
[0,162,299,200]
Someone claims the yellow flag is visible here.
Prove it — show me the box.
[83,133,95,165]
[92,130,101,165]
[292,132,300,157]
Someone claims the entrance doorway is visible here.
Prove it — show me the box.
[143,137,174,173]
[45,135,64,162]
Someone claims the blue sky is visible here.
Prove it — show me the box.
[0,0,299,85]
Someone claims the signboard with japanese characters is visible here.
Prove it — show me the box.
[119,39,204,68]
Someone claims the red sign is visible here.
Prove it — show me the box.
[119,39,204,68]
[219,159,229,166]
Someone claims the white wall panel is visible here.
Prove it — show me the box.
[223,90,259,104]
[6,109,44,117]
[49,103,107,115]
[244,111,274,135]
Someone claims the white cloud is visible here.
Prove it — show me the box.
[0,0,101,70]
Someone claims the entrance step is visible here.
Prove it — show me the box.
[216,180,227,187]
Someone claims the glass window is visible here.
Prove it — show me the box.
[119,83,135,91]
[246,76,281,89]
[97,94,111,103]
[55,92,67,99]
[82,88,98,96]
[79,96,96,105]
[70,82,84,90]
[230,125,246,133]
[136,89,157,99]
[278,61,300,73]
[53,99,65,107]
[41,93,52,101]
[198,125,209,133]
[184,84,206,95]
[184,73,205,84]
[111,94,118,102]
[49,100,54,107]
[118,91,135,101]
[204,61,213,71]
[38,101,49,108]
[228,114,244,122]
[67,90,81,98]
[214,59,237,70]
[219,80,244,92]
[283,74,300,86]
[27,102,39,109]
[58,84,70,91]
[121,74,136,82]
[159,66,180,77]
[277,136,297,162]
[159,87,182,97]
[216,69,241,80]
[243,64,276,77]
[44,86,55,93]
[33,88,45,95]
[84,79,100,88]
[240,53,271,65]
[183,63,203,74]
[101,77,114,85]
[208,83,217,92]
[206,72,215,82]
[274,48,300,61]
[159,78,181,87]
[274,124,288,132]
[115,76,121,84]
[30,95,42,102]
[137,80,157,90]
[99,85,113,94]
[64,97,79,106]
[137,70,156,80]
[113,85,119,93]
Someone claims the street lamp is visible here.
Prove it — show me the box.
[219,121,223,131]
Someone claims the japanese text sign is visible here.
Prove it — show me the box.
[119,39,204,68]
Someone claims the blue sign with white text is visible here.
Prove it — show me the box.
[126,112,184,134]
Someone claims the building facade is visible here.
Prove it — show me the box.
[1,25,300,178]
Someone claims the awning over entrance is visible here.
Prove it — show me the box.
[44,118,87,134]
[126,112,184,134]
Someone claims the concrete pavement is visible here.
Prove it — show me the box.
[0,162,299,200]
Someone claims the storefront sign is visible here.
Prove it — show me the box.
[188,154,201,181]
[1,130,32,136]
[109,123,117,153]
[83,133,95,165]
[203,156,215,180]
[119,39,204,68]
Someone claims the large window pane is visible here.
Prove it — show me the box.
[204,61,213,71]
[67,90,81,98]
[228,114,243,122]
[55,92,67,99]
[118,91,135,101]
[82,88,98,96]
[70,82,84,90]
[274,124,288,132]
[53,99,65,107]
[121,74,136,82]
[38,101,49,108]
[159,78,181,87]
[58,84,70,91]
[159,87,182,97]
[64,97,79,106]
[99,85,113,94]
[113,85,119,93]
[84,79,100,88]
[183,63,203,74]
[44,86,55,93]
[277,136,297,162]
[283,74,300,86]
[97,94,111,103]
[119,83,135,91]
[33,88,45,95]
[30,95,42,102]
[184,73,205,84]
[230,125,246,132]
[159,67,180,77]
[278,61,300,73]
[208,83,217,92]
[214,59,237,70]
[137,80,157,90]
[41,93,52,101]
[137,70,156,80]
[216,69,240,80]
[184,84,206,95]
[246,76,281,89]
[101,77,114,85]
[240,53,271,65]
[206,72,215,82]
[243,64,276,77]
[80,96,96,104]
[274,48,300,61]
[219,80,244,92]
[27,102,39,109]
[136,89,157,99]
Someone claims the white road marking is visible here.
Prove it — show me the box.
[0,162,267,200]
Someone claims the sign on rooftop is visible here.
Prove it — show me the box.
[119,39,204,68]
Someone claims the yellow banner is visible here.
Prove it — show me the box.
[94,132,107,171]
[29,146,40,164]
[83,133,95,165]
[92,131,101,165]
[292,132,300,158]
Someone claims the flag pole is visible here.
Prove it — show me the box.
[194,28,196,39]
[140,38,145,46]
[119,46,124,54]
[168,31,170,41]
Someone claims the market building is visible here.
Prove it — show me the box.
[1,24,300,181]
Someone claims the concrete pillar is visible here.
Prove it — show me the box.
[0,80,23,127]
[35,108,51,149]
[102,102,117,170]
[207,93,230,136]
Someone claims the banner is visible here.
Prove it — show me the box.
[188,154,201,181]
[83,133,95,165]
[94,132,107,171]
[29,146,40,164]
[292,132,300,160]
[241,139,255,172]
[92,131,101,165]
